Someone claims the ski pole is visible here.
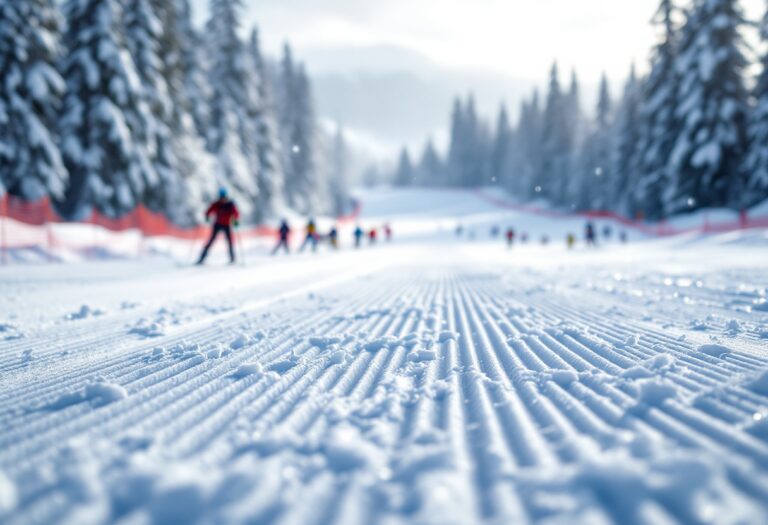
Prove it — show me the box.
[187,233,199,264]
[235,225,246,266]
[188,225,206,265]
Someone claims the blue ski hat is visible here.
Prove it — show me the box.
[218,187,228,198]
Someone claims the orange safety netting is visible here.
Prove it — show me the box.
[0,193,363,259]
[472,190,768,236]
[3,190,765,261]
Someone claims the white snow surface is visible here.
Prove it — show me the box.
[1,188,768,524]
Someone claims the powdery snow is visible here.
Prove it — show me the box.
[0,188,767,524]
[0,471,17,513]
[751,370,768,396]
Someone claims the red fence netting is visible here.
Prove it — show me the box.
[0,193,363,263]
[472,189,768,237]
[2,190,765,263]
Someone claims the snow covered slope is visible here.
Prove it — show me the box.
[1,189,767,524]
[353,187,768,244]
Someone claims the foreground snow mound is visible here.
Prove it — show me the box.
[0,472,17,513]
[634,379,678,406]
[322,424,386,472]
[230,363,264,379]
[41,381,128,410]
[698,343,732,357]
[520,449,765,524]
[64,304,105,321]
[750,371,768,396]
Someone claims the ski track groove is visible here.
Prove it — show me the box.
[1,267,767,524]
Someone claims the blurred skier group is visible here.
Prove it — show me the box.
[457,221,629,250]
[196,189,629,266]
[272,219,393,255]
[196,189,393,265]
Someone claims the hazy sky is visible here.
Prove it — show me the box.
[190,0,766,157]
[192,0,765,82]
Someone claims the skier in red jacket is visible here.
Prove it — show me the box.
[506,228,515,248]
[197,188,240,265]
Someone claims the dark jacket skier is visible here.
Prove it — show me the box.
[619,231,628,244]
[299,219,319,253]
[354,226,364,248]
[272,220,291,255]
[197,188,240,265]
[329,227,339,249]
[585,222,597,246]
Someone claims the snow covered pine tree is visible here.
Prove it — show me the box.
[668,0,749,214]
[575,74,613,211]
[394,148,415,187]
[611,65,642,216]
[0,0,67,201]
[248,29,285,222]
[743,1,768,208]
[277,45,328,215]
[124,0,180,215]
[634,0,681,220]
[59,0,158,218]
[205,0,262,221]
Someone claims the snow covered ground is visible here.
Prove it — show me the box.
[1,189,768,524]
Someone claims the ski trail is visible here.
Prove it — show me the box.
[1,260,767,524]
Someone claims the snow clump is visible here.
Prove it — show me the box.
[698,344,731,357]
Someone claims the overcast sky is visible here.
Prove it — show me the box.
[191,0,764,82]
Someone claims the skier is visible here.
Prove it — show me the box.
[585,222,597,246]
[603,225,613,240]
[354,225,365,248]
[506,228,515,248]
[197,188,240,265]
[328,226,339,249]
[491,225,500,238]
[521,233,529,244]
[272,220,291,255]
[455,224,464,238]
[369,227,378,245]
[619,231,628,244]
[567,233,576,250]
[299,219,319,253]
[541,235,549,246]
[384,223,393,242]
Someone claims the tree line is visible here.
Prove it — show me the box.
[396,0,768,220]
[0,0,350,226]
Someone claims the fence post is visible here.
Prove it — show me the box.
[91,209,98,259]
[0,193,7,266]
[45,200,55,263]
[135,208,143,259]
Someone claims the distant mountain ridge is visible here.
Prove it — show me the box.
[303,45,539,155]
[304,44,600,158]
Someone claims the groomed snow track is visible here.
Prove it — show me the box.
[1,251,768,524]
